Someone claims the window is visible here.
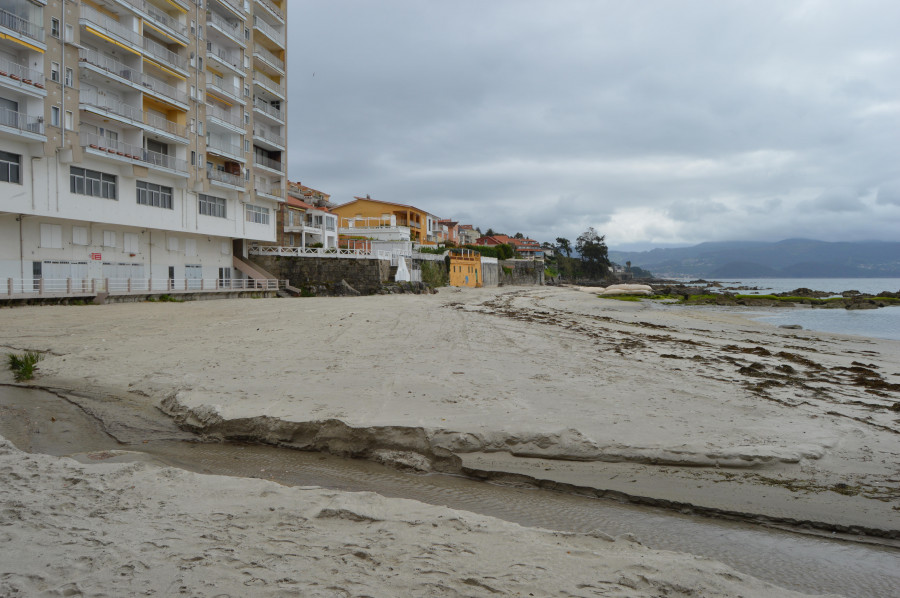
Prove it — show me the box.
[65,68,73,87]
[70,166,117,200]
[0,150,20,184]
[51,18,60,38]
[72,226,88,246]
[40,224,63,249]
[185,239,197,257]
[51,62,60,82]
[103,231,116,248]
[137,181,174,209]
[124,233,139,253]
[65,24,73,42]
[167,236,179,251]
[51,106,60,127]
[245,204,269,225]
[198,194,227,218]
[65,110,73,130]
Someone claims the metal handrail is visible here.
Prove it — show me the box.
[207,41,242,70]
[207,103,244,127]
[0,55,44,85]
[250,247,391,260]
[254,0,285,23]
[81,131,188,173]
[252,16,284,46]
[3,277,286,297]
[80,90,187,139]
[79,48,188,104]
[253,44,284,72]
[207,167,244,187]
[117,0,189,37]
[205,73,243,101]
[252,75,285,98]
[0,107,44,135]
[252,97,284,121]
[207,9,245,46]
[253,154,283,172]
[252,127,285,146]
[0,7,45,42]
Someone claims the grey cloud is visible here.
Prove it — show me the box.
[288,1,900,245]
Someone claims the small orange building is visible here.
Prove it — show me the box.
[448,249,482,288]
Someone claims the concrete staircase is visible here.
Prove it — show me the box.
[233,256,301,297]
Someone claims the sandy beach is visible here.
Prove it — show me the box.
[2,286,899,595]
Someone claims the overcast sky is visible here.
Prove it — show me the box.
[287,1,899,249]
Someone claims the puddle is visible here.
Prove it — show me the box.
[2,385,898,598]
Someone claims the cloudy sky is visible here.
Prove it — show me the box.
[287,1,899,249]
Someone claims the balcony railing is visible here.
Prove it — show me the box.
[207,137,244,159]
[207,167,245,187]
[207,41,243,71]
[253,16,284,47]
[255,0,285,23]
[252,127,285,147]
[117,0,189,38]
[80,90,187,139]
[254,183,283,198]
[79,48,188,105]
[205,73,243,102]
[207,10,244,46]
[253,75,285,98]
[0,107,44,136]
[81,131,188,173]
[0,55,44,86]
[212,0,244,18]
[0,7,44,43]
[207,103,244,128]
[81,4,142,47]
[253,154,283,172]
[252,97,284,121]
[143,36,185,69]
[253,44,284,72]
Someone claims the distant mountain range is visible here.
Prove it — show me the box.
[608,239,900,279]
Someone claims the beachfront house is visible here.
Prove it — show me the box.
[332,196,435,245]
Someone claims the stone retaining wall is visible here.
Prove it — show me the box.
[251,256,391,296]
[499,260,545,286]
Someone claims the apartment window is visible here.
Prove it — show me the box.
[51,18,60,38]
[103,231,116,248]
[244,111,249,124]
[191,151,196,165]
[65,68,73,87]
[243,84,250,97]
[65,24,73,43]
[51,62,60,82]
[198,194,227,218]
[0,150,21,184]
[64,110,73,131]
[72,226,89,246]
[124,233,139,254]
[70,167,117,200]
[137,181,174,209]
[40,224,63,249]
[245,204,269,225]
[51,106,60,127]
[244,27,250,40]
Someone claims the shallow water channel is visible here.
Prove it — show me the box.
[2,386,898,598]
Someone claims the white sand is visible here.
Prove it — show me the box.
[0,437,828,597]
[1,286,898,594]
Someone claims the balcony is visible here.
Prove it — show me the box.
[0,106,45,141]
[80,90,188,143]
[252,97,284,123]
[207,103,244,131]
[252,16,284,48]
[207,41,243,73]
[207,167,245,189]
[143,36,186,70]
[253,154,283,173]
[79,49,188,107]
[254,184,283,201]
[80,5,142,49]
[207,137,245,162]
[0,7,45,49]
[252,127,285,150]
[255,0,285,24]
[0,56,46,97]
[80,131,188,175]
[205,73,244,104]
[253,75,285,100]
[252,44,284,73]
[207,10,245,47]
[212,0,244,19]
[115,0,189,43]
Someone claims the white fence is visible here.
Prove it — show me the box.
[251,246,394,261]
[4,278,285,298]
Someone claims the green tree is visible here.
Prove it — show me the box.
[575,227,610,279]
[485,228,496,236]
[514,232,524,239]
[555,237,572,258]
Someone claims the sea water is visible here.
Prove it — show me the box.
[697,278,900,341]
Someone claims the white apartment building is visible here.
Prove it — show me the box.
[0,0,286,289]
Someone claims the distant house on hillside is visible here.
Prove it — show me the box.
[274,182,338,249]
[475,234,544,259]
[458,224,480,245]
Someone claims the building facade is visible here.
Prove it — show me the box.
[0,0,286,288]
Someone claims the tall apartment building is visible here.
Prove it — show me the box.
[0,0,286,287]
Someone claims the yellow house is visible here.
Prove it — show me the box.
[449,250,482,288]
[331,196,432,244]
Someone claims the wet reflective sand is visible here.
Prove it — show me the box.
[2,386,898,598]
